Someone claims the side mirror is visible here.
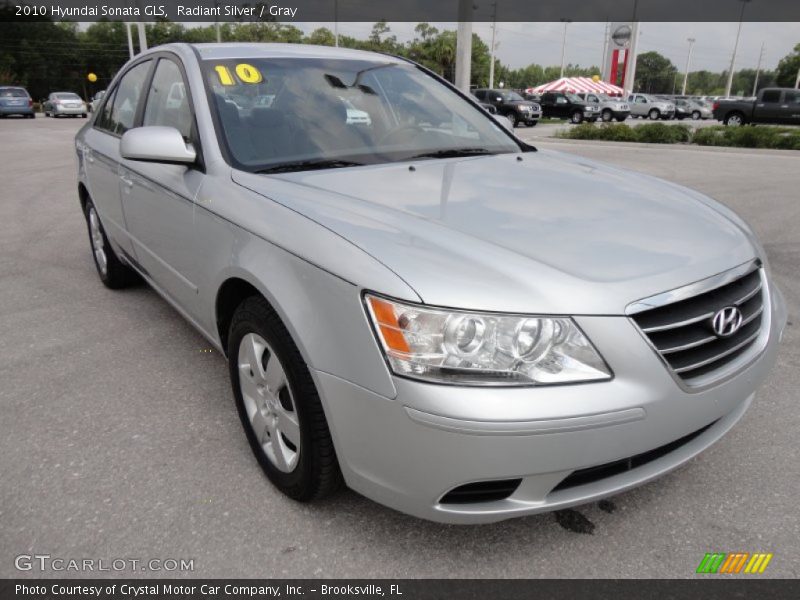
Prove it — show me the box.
[493,113,514,132]
[120,126,196,165]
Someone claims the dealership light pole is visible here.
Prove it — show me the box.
[334,0,339,47]
[725,0,751,97]
[454,0,473,92]
[752,42,765,96]
[488,2,498,89]
[559,19,571,79]
[681,37,695,95]
[795,67,800,88]
[125,22,134,59]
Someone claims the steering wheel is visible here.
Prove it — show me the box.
[378,124,427,146]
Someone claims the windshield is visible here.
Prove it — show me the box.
[565,93,583,103]
[499,91,524,102]
[1,88,28,98]
[203,58,520,172]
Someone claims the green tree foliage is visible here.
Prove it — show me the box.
[775,42,800,87]
[635,51,678,93]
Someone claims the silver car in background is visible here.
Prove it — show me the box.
[628,93,675,120]
[75,44,785,524]
[44,92,88,118]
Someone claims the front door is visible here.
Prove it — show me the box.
[120,57,204,314]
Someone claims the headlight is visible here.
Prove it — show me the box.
[365,294,612,386]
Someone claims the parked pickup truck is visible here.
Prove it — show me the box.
[713,88,800,126]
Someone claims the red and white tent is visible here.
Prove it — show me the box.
[526,77,624,97]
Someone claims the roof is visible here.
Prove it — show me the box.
[526,77,624,96]
[188,43,405,64]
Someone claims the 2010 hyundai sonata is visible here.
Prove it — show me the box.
[75,43,786,524]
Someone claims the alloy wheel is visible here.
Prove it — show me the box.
[237,333,301,473]
[88,207,107,276]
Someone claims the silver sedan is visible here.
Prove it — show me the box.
[75,43,786,524]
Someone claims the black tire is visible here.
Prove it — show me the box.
[26,113,34,119]
[601,109,613,122]
[615,116,627,122]
[508,112,518,127]
[83,199,139,289]
[81,113,87,118]
[570,110,583,124]
[528,120,538,127]
[228,295,343,502]
[691,111,701,120]
[723,111,746,127]
[648,108,660,120]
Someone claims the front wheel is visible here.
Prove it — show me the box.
[84,199,139,289]
[228,296,343,501]
[82,113,87,118]
[692,111,701,120]
[570,110,584,124]
[527,120,538,127]
[648,109,660,120]
[601,109,613,122]
[508,113,518,127]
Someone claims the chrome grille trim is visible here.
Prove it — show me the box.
[627,260,768,389]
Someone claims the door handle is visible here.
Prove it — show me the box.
[120,175,133,188]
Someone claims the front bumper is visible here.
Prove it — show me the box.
[316,282,786,524]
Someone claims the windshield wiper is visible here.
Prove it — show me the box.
[256,159,364,174]
[407,148,495,160]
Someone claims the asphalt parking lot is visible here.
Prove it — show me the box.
[1,115,798,578]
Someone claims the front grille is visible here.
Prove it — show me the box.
[552,420,717,492]
[439,479,522,504]
[630,265,764,384]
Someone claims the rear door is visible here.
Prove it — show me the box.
[82,59,153,260]
[779,90,800,124]
[753,89,782,122]
[119,55,205,313]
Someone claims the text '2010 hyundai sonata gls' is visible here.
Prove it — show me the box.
[75,44,786,524]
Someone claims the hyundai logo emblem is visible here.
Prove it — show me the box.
[712,306,744,337]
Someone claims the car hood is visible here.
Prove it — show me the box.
[232,151,757,314]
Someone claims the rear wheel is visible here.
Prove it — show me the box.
[228,296,343,501]
[81,113,87,118]
[83,199,139,289]
[648,108,660,120]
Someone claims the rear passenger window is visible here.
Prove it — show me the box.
[761,90,781,103]
[108,60,152,135]
[143,59,193,139]
[784,91,800,104]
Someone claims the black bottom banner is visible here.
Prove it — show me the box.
[2,579,800,600]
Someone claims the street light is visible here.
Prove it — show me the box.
[724,0,751,97]
[488,1,498,89]
[559,19,571,79]
[681,37,695,96]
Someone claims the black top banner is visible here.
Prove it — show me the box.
[2,0,800,22]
